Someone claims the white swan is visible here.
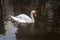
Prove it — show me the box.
[10,10,37,23]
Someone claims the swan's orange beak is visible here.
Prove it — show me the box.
[34,13,37,17]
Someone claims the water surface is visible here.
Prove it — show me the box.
[0,21,60,40]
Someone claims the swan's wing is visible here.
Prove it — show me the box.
[16,14,32,21]
[11,16,21,21]
[11,16,25,22]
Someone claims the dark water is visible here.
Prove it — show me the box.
[0,21,60,40]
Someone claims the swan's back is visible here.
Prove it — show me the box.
[16,14,32,22]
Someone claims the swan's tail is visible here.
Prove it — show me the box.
[10,16,20,22]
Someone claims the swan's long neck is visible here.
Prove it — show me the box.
[30,13,35,23]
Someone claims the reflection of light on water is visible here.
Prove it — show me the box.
[30,23,35,34]
[5,27,17,40]
[19,23,35,34]
[0,35,5,40]
[4,21,18,40]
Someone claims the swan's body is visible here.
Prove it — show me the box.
[10,10,36,23]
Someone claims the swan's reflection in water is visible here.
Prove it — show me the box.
[16,23,51,40]
[16,22,60,40]
[17,23,34,34]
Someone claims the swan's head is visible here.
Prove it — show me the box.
[31,10,37,16]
